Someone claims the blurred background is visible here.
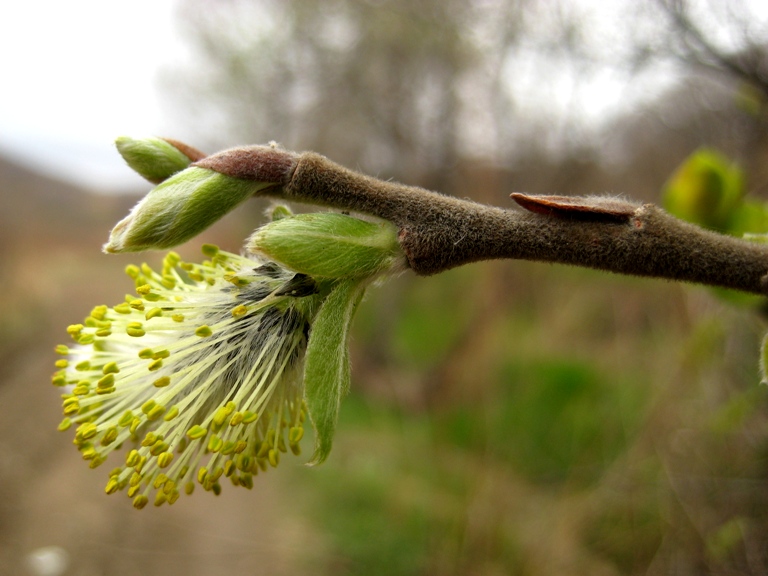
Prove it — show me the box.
[3,0,768,574]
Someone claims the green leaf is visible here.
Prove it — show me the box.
[303,278,367,465]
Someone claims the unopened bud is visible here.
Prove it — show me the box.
[247,213,405,279]
[104,167,275,253]
[116,137,205,184]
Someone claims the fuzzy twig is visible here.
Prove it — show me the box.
[195,146,768,296]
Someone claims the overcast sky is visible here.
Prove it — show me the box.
[1,0,187,191]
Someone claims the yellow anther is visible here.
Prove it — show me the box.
[163,479,176,495]
[185,482,195,495]
[289,426,304,444]
[158,452,174,468]
[290,443,301,456]
[77,423,98,440]
[55,344,70,355]
[78,334,95,345]
[231,304,248,318]
[213,405,233,427]
[236,454,252,472]
[126,450,141,467]
[63,400,81,416]
[136,284,152,295]
[95,386,115,395]
[154,491,168,507]
[212,482,222,496]
[80,446,97,460]
[138,348,154,359]
[197,467,208,484]
[55,359,69,368]
[201,244,219,257]
[72,381,91,394]
[150,440,169,456]
[195,325,212,338]
[125,264,141,279]
[152,349,170,359]
[256,441,270,459]
[147,359,163,371]
[97,374,115,389]
[133,495,149,510]
[229,412,244,426]
[221,441,236,456]
[90,305,108,320]
[114,303,132,315]
[234,441,248,454]
[171,314,185,322]
[163,405,179,421]
[101,427,119,446]
[188,272,204,282]
[145,307,163,320]
[146,405,166,421]
[51,373,67,387]
[165,251,181,265]
[240,474,254,490]
[129,300,145,311]
[118,410,135,427]
[268,449,280,468]
[95,328,112,337]
[223,273,250,287]
[127,326,146,337]
[161,276,176,289]
[144,292,161,302]
[224,460,236,477]
[57,418,72,431]
[186,425,207,440]
[207,435,223,453]
[66,324,84,335]
[102,362,120,375]
[153,376,171,388]
[141,401,157,416]
[129,417,141,434]
[105,477,120,495]
[89,455,107,469]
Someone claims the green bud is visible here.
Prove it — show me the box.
[116,137,203,184]
[247,213,405,279]
[104,167,274,253]
[663,148,744,232]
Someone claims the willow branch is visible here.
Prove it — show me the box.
[195,146,768,296]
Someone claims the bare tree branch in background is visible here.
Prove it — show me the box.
[656,0,768,99]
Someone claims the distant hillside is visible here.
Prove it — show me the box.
[0,153,140,251]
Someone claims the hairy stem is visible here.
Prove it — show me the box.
[196,146,768,296]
